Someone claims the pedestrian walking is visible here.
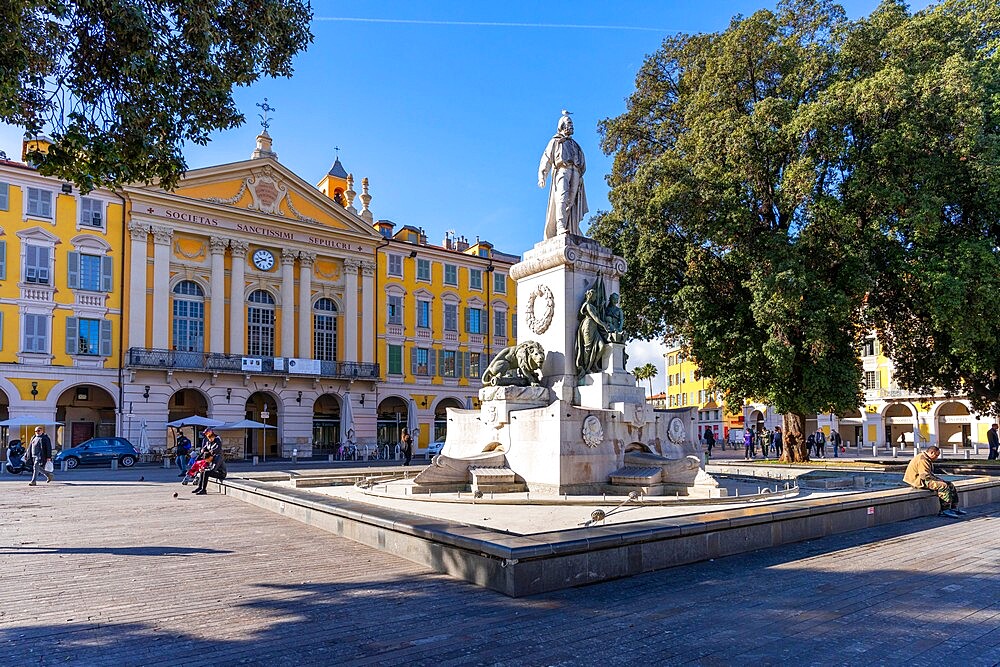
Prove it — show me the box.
[771,427,783,459]
[400,427,414,466]
[815,429,827,458]
[988,423,999,461]
[744,427,756,460]
[903,445,965,518]
[830,429,842,458]
[28,425,54,486]
[704,427,716,457]
[806,433,816,458]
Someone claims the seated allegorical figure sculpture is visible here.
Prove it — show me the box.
[576,288,609,380]
[481,341,546,386]
[604,293,625,343]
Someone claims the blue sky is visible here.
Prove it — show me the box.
[0,0,929,392]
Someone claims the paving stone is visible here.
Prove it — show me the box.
[0,468,997,666]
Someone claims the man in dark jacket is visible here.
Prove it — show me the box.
[28,425,54,485]
[400,428,414,466]
[194,428,226,495]
[830,429,843,458]
[988,423,999,461]
[703,427,716,457]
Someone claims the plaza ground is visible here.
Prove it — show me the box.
[1,465,998,666]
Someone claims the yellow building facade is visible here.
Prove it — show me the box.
[375,225,518,453]
[663,344,743,444]
[0,146,125,447]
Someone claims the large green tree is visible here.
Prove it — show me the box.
[593,0,1000,461]
[0,0,313,192]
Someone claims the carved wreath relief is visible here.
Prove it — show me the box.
[582,415,604,448]
[525,284,555,335]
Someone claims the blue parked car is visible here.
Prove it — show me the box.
[55,437,140,469]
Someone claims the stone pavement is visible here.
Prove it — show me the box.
[1,468,998,666]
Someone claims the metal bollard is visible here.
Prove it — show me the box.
[872,446,878,457]
[162,456,171,469]
[252,455,259,466]
[952,442,958,455]
[111,458,118,470]
[291,448,298,464]
[892,447,898,458]
[328,454,334,462]
[964,450,971,460]
[61,460,68,472]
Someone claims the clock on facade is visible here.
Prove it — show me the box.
[252,248,275,271]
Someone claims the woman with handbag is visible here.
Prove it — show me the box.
[28,425,54,486]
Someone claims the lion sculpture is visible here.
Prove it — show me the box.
[481,341,546,386]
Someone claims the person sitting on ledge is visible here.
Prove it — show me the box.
[903,445,966,518]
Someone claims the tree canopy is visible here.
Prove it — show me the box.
[0,0,313,191]
[592,0,1000,460]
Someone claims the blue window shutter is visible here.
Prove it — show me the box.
[101,256,114,292]
[67,251,80,289]
[410,346,417,376]
[464,307,470,333]
[0,240,6,280]
[100,320,113,356]
[429,348,437,377]
[65,317,78,354]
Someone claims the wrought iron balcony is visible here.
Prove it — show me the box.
[126,348,380,380]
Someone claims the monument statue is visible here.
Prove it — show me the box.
[482,341,546,386]
[575,285,609,380]
[604,293,625,343]
[538,110,588,239]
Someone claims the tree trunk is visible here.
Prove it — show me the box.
[779,412,810,463]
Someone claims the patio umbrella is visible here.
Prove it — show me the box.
[407,397,419,438]
[214,419,275,462]
[0,416,63,447]
[165,416,225,428]
[341,393,355,443]
[137,419,151,454]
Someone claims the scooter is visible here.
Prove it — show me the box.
[5,440,30,475]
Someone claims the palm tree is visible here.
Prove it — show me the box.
[632,363,658,396]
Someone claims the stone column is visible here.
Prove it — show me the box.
[127,221,149,349]
[150,225,173,349]
[342,259,359,362]
[229,240,248,355]
[360,260,376,363]
[298,251,315,358]
[280,248,296,358]
[209,236,228,354]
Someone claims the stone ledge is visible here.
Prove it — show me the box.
[220,475,1000,597]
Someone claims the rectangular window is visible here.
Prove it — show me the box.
[24,245,50,285]
[864,370,880,390]
[76,318,102,355]
[388,344,403,375]
[387,295,403,325]
[444,303,458,331]
[0,182,8,211]
[79,254,102,291]
[387,254,402,277]
[493,272,506,294]
[466,307,487,334]
[417,299,431,328]
[23,313,48,353]
[80,197,104,227]
[26,187,52,219]
[444,264,457,285]
[469,268,482,290]
[470,352,481,379]
[862,337,877,357]
[441,350,457,378]
[416,258,431,281]
[415,347,429,376]
[494,310,507,337]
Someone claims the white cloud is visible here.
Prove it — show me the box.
[624,339,668,395]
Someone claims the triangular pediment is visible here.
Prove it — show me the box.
[148,157,379,240]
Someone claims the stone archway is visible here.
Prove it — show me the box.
[56,384,117,447]
[433,397,464,443]
[377,396,407,450]
[312,393,342,457]
[936,401,971,448]
[883,402,915,446]
[837,408,865,447]
[246,392,278,459]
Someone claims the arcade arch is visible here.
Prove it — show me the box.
[433,397,464,442]
[56,384,116,447]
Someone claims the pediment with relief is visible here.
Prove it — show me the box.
[168,161,377,239]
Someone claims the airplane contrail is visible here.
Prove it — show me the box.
[313,17,670,32]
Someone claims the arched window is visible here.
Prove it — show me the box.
[313,298,338,361]
[247,290,275,357]
[172,281,205,352]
